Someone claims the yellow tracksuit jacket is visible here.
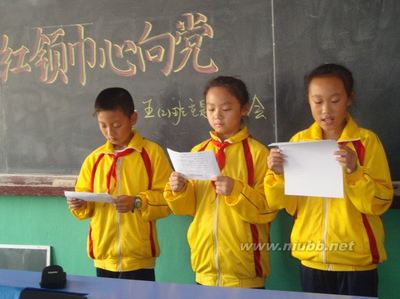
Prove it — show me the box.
[264,116,393,271]
[70,130,172,272]
[164,127,277,288]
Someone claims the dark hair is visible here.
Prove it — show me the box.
[305,63,354,97]
[94,87,135,117]
[203,76,250,107]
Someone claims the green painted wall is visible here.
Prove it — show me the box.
[0,195,398,298]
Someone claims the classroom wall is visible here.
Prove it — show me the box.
[0,195,398,298]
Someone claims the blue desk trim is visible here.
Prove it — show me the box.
[0,269,376,299]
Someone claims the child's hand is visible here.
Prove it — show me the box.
[113,195,134,213]
[268,148,285,175]
[211,176,234,196]
[67,198,87,210]
[169,171,187,192]
[335,144,358,174]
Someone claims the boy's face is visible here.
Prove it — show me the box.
[308,76,352,140]
[206,86,248,141]
[97,109,137,150]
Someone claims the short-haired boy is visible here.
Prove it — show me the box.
[67,87,172,281]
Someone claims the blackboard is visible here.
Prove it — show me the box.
[0,0,399,182]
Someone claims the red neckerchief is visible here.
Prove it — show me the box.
[106,148,134,192]
[211,140,232,170]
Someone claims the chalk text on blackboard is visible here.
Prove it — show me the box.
[142,95,267,126]
[0,13,218,86]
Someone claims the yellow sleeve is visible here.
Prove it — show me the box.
[264,170,298,216]
[163,141,210,216]
[263,133,302,216]
[70,155,95,220]
[225,147,277,224]
[138,144,173,221]
[164,180,196,216]
[345,134,393,215]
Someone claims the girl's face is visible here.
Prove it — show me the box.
[308,76,352,140]
[206,86,248,141]
[97,109,137,150]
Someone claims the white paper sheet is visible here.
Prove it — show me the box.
[167,148,220,180]
[269,140,343,198]
[64,191,114,202]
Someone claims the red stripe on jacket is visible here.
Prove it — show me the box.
[361,214,380,264]
[243,139,263,277]
[141,148,157,257]
[345,140,380,264]
[88,153,106,259]
[90,153,105,192]
[88,225,95,259]
[351,140,365,166]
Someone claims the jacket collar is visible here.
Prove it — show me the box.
[102,129,144,153]
[209,126,250,144]
[337,115,362,142]
[307,115,361,141]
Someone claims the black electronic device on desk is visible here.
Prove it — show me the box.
[19,265,87,299]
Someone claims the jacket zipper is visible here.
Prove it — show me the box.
[117,159,122,272]
[322,198,332,270]
[213,194,221,285]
